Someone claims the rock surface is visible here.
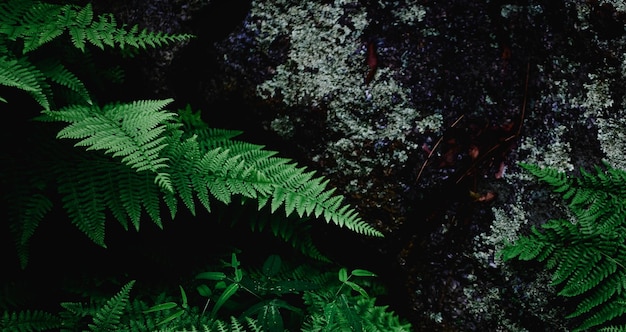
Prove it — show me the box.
[103,0,626,330]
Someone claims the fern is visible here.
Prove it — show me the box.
[0,55,51,109]
[501,162,626,331]
[0,310,62,332]
[89,280,135,332]
[301,288,412,332]
[154,317,262,332]
[190,253,411,331]
[47,99,176,191]
[4,100,382,264]
[0,0,193,109]
[0,1,193,53]
[6,192,52,269]
[174,107,383,238]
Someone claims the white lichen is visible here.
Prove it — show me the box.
[596,117,626,170]
[581,73,614,114]
[517,125,574,174]
[391,1,426,26]
[249,0,440,183]
[270,115,295,138]
[602,0,626,13]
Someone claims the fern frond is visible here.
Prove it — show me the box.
[49,99,176,191]
[172,106,384,237]
[56,157,108,247]
[503,162,626,331]
[519,162,572,194]
[0,1,193,53]
[0,310,62,332]
[0,55,50,109]
[0,0,33,38]
[575,294,626,332]
[88,280,135,332]
[1,0,67,52]
[569,271,626,318]
[6,192,52,269]
[38,59,92,105]
[54,153,167,245]
[600,325,626,332]
[301,291,411,332]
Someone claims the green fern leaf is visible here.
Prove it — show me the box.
[569,272,626,318]
[600,325,626,332]
[38,59,92,105]
[0,55,50,109]
[0,310,62,332]
[56,159,107,247]
[7,192,52,269]
[503,162,626,331]
[49,99,176,191]
[20,2,66,52]
[88,280,135,332]
[575,295,626,332]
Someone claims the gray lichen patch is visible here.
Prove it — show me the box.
[253,0,368,107]
[249,0,441,192]
[517,125,574,174]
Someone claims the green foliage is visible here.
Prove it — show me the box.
[47,99,176,191]
[0,1,404,331]
[6,101,381,264]
[2,1,382,266]
[155,253,411,331]
[0,310,62,332]
[501,162,626,331]
[300,267,410,332]
[0,254,410,331]
[0,0,193,110]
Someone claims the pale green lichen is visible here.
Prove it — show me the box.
[596,116,626,170]
[249,0,441,186]
[517,125,574,175]
[391,1,426,26]
[476,202,527,266]
[469,187,569,331]
[270,115,295,139]
[581,73,614,113]
[253,0,368,107]
[602,0,626,12]
[594,58,626,170]
[462,286,529,332]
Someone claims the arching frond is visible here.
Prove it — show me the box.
[502,162,626,331]
[0,55,50,109]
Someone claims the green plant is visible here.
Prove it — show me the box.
[501,162,626,331]
[0,253,412,331]
[0,1,404,331]
[0,0,192,110]
[1,0,382,269]
[147,252,412,331]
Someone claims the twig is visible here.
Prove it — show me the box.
[415,114,464,184]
